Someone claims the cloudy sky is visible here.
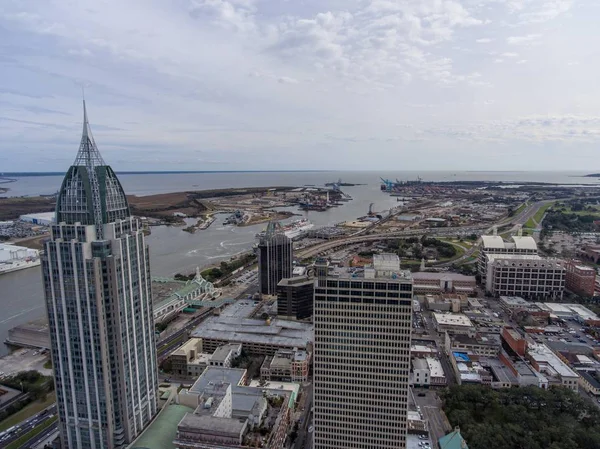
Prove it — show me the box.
[1,0,599,171]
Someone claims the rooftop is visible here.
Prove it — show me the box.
[189,367,246,394]
[131,404,194,449]
[481,235,537,252]
[433,313,474,328]
[500,296,531,306]
[426,357,445,378]
[412,358,428,370]
[527,343,579,379]
[178,414,246,437]
[412,272,476,282]
[439,427,469,449]
[486,254,564,268]
[580,370,600,389]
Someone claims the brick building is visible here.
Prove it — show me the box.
[565,260,596,298]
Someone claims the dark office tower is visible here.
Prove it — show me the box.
[277,275,314,320]
[313,254,413,449]
[257,221,293,295]
[41,102,158,449]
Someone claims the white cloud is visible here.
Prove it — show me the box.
[507,34,542,45]
[0,0,598,171]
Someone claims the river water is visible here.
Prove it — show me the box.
[0,170,598,355]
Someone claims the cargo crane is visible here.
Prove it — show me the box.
[368,203,375,216]
[380,178,395,191]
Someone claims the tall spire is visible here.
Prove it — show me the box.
[73,100,105,167]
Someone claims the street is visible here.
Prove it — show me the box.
[413,389,451,446]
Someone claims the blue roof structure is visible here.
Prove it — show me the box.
[453,352,471,363]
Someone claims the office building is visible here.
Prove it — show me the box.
[411,272,476,295]
[277,275,314,320]
[41,102,158,448]
[565,260,597,298]
[478,234,538,281]
[313,254,413,449]
[485,254,565,299]
[258,222,293,296]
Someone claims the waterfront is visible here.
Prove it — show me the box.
[1,170,600,356]
[3,170,599,197]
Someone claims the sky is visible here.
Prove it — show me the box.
[1,0,599,172]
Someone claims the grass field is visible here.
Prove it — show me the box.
[562,206,600,217]
[5,415,57,449]
[524,202,555,229]
[514,202,528,216]
[0,393,55,432]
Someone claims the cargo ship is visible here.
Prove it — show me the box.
[256,219,314,240]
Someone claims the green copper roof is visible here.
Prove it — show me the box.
[439,427,469,449]
[131,404,193,449]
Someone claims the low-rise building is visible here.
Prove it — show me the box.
[433,313,475,335]
[579,370,600,396]
[445,332,500,357]
[499,295,534,312]
[526,343,579,392]
[191,300,313,356]
[175,367,292,449]
[501,327,528,357]
[565,260,596,298]
[412,272,476,295]
[170,338,205,376]
[426,357,446,386]
[485,254,565,300]
[411,358,430,387]
[210,344,242,368]
[423,293,468,312]
[260,348,310,382]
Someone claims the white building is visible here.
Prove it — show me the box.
[432,313,475,335]
[19,212,55,226]
[526,343,579,392]
[313,254,413,449]
[412,359,430,387]
[478,234,538,281]
[485,254,565,300]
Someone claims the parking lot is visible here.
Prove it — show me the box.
[0,348,51,378]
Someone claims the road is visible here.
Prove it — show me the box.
[0,404,56,447]
[413,389,451,446]
[292,383,313,449]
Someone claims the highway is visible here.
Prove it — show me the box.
[0,404,56,448]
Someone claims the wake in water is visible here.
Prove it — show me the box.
[0,304,44,324]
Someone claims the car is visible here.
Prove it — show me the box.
[308,425,313,433]
[418,392,426,397]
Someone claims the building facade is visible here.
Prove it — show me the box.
[42,102,158,449]
[277,275,314,320]
[485,254,565,300]
[313,255,413,449]
[258,222,293,296]
[478,234,538,281]
[565,260,596,298]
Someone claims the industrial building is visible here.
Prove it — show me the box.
[485,254,565,300]
[313,255,413,449]
[190,300,313,356]
[276,275,314,320]
[0,243,40,274]
[257,222,293,296]
[19,211,55,226]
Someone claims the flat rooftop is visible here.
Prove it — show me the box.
[131,404,194,449]
[189,367,246,394]
[412,272,475,282]
[528,343,579,378]
[500,296,530,306]
[433,313,473,327]
[426,357,445,378]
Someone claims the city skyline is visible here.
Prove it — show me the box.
[2,1,600,172]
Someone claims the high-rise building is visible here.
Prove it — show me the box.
[276,274,314,320]
[257,222,293,295]
[42,102,158,449]
[313,254,413,449]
